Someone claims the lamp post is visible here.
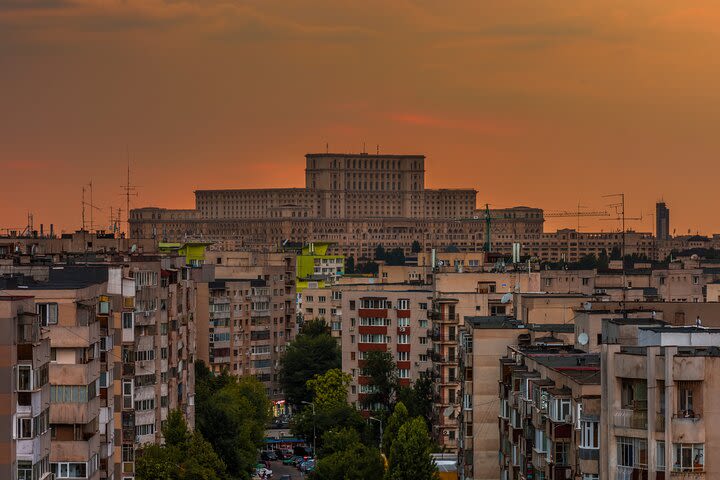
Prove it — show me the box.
[369,416,383,449]
[301,401,316,458]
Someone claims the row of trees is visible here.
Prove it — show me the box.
[345,241,423,274]
[278,320,438,479]
[296,369,439,480]
[136,361,271,480]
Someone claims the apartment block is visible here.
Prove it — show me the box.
[340,284,433,410]
[601,326,720,480]
[195,251,296,401]
[498,345,602,480]
[1,296,52,480]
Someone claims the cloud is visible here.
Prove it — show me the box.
[387,112,519,137]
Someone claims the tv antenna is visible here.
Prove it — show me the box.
[121,148,139,237]
[82,181,102,232]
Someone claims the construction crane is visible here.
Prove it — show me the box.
[544,203,609,231]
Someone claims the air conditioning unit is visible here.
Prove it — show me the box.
[442,430,449,436]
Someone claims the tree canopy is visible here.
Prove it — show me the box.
[307,368,352,410]
[362,350,398,411]
[385,417,439,480]
[194,362,271,479]
[279,319,341,407]
[136,409,227,480]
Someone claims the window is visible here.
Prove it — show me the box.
[359,334,390,344]
[419,354,428,362]
[419,303,427,310]
[617,436,648,469]
[360,317,390,326]
[17,365,32,391]
[673,443,704,472]
[51,462,88,479]
[122,444,135,462]
[349,301,356,310]
[398,369,409,378]
[17,417,32,439]
[17,461,32,480]
[37,303,58,326]
[419,319,428,328]
[122,312,133,329]
[419,337,428,345]
[580,420,599,449]
[657,441,666,471]
[50,385,95,403]
[136,423,156,437]
[397,299,410,310]
[397,334,409,344]
[678,382,696,416]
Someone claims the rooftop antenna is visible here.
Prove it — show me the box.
[376,144,380,155]
[326,142,329,153]
[121,147,139,238]
[362,142,366,154]
[82,181,101,233]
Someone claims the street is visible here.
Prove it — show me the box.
[267,460,305,479]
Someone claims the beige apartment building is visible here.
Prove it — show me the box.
[1,296,52,480]
[497,344,602,480]
[460,316,575,480]
[339,283,433,410]
[601,326,720,480]
[195,251,296,401]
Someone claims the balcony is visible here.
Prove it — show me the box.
[614,409,648,429]
[670,473,705,480]
[531,449,548,470]
[251,309,271,318]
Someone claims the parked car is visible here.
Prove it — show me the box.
[260,450,278,461]
[282,455,299,466]
[300,459,315,473]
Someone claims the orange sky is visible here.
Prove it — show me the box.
[2,0,720,235]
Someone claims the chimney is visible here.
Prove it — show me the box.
[50,224,54,238]
[696,316,702,327]
[40,224,44,237]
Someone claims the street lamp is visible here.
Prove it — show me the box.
[368,416,383,449]
[301,401,316,458]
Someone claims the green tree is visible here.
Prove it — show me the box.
[279,319,341,407]
[195,364,270,479]
[312,443,385,480]
[307,368,352,410]
[382,402,409,456]
[291,399,368,453]
[396,373,435,428]
[363,350,398,411]
[385,417,439,480]
[346,255,356,274]
[411,240,422,254]
[320,427,362,456]
[136,409,227,480]
[386,248,406,266]
[375,244,386,261]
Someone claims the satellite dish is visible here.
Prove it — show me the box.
[501,293,513,304]
[444,406,454,417]
[130,244,137,253]
[583,302,592,311]
[578,332,589,346]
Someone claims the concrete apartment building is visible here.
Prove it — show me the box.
[195,251,296,402]
[497,344,602,480]
[460,317,575,480]
[339,283,433,410]
[1,273,112,480]
[0,250,198,480]
[1,296,52,480]
[601,326,720,480]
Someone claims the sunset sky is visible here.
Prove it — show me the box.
[2,1,719,235]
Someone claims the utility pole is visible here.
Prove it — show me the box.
[369,416,383,449]
[484,204,491,252]
[302,401,316,458]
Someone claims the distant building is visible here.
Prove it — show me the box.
[656,201,670,241]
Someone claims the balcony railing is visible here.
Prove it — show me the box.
[614,409,648,429]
